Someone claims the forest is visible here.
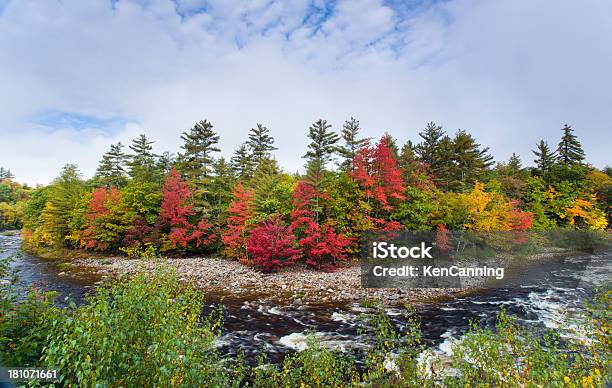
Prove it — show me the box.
[0,119,610,271]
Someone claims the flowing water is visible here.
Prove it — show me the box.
[1,231,610,364]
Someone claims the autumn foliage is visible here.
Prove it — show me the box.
[80,186,125,251]
[247,215,301,272]
[290,181,352,271]
[221,182,255,263]
[352,135,405,231]
[15,119,609,275]
[160,168,215,250]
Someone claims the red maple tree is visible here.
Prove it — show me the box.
[247,215,301,272]
[435,224,452,252]
[159,168,215,250]
[351,134,406,231]
[290,180,352,271]
[80,186,123,250]
[221,182,255,263]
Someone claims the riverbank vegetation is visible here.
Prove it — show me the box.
[3,120,611,271]
[1,261,610,386]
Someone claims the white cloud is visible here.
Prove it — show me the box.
[0,0,610,185]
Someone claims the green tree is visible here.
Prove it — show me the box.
[209,157,235,219]
[415,121,445,167]
[127,134,157,180]
[438,130,493,191]
[337,117,367,171]
[95,142,128,188]
[557,124,585,165]
[156,151,175,177]
[532,140,556,175]
[246,124,277,165]
[398,140,424,185]
[251,158,296,218]
[303,119,339,168]
[177,120,221,181]
[231,144,255,181]
[38,164,85,247]
[0,167,15,180]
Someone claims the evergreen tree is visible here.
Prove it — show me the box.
[230,144,255,181]
[246,124,277,164]
[209,157,236,219]
[415,122,445,167]
[303,119,340,168]
[156,151,175,177]
[302,158,339,225]
[557,124,585,165]
[127,134,157,180]
[0,167,14,180]
[337,117,367,170]
[507,153,523,175]
[250,158,295,217]
[532,140,556,175]
[95,142,128,188]
[398,140,423,184]
[442,130,494,191]
[177,120,221,181]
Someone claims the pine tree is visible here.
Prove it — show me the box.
[177,120,221,181]
[230,144,255,181]
[246,124,277,165]
[252,158,280,215]
[557,124,585,165]
[303,119,340,168]
[337,117,367,171]
[0,168,15,180]
[398,140,421,182]
[507,153,523,175]
[209,157,235,218]
[442,130,494,191]
[415,122,445,167]
[127,134,157,180]
[156,152,175,177]
[95,142,128,188]
[532,140,555,175]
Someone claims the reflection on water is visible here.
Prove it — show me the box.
[0,232,99,306]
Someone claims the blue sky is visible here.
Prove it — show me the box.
[0,0,610,184]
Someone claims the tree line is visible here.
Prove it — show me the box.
[2,119,610,271]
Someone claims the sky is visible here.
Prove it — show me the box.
[0,0,611,185]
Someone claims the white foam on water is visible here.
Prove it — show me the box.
[331,311,353,323]
[278,332,309,351]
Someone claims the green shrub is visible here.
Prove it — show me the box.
[0,287,60,367]
[442,300,610,387]
[42,267,243,387]
[251,337,359,387]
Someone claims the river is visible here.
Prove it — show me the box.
[1,231,610,365]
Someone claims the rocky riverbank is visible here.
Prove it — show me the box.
[73,256,460,306]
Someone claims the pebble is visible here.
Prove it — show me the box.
[72,256,455,306]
